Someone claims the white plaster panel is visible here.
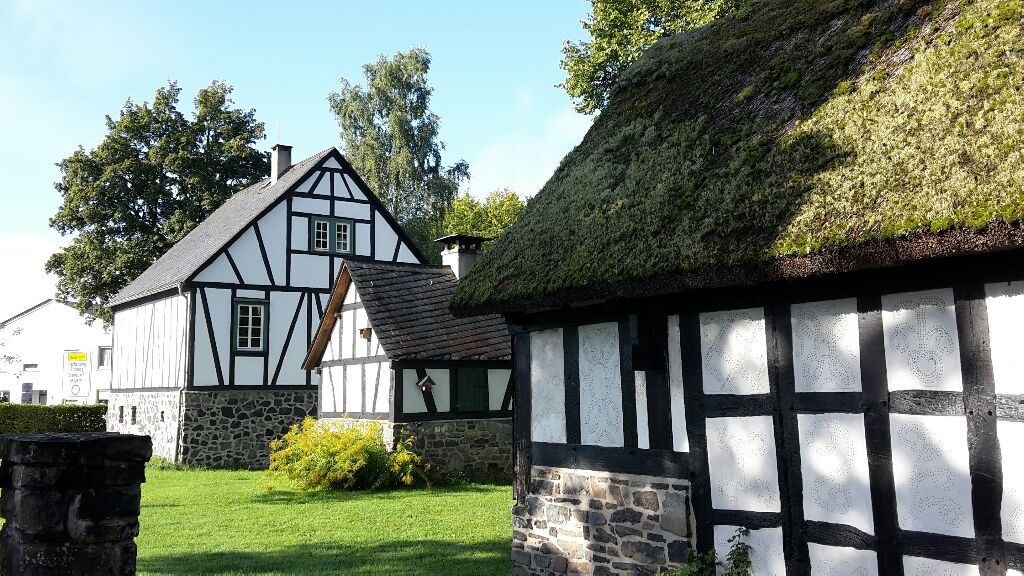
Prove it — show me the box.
[293,196,330,215]
[530,328,566,444]
[890,413,974,537]
[903,556,979,576]
[354,307,370,358]
[706,415,780,512]
[228,228,270,285]
[191,293,218,386]
[488,369,511,411]
[345,174,367,200]
[273,291,309,386]
[344,285,360,305]
[999,420,1024,543]
[295,172,317,193]
[807,544,878,576]
[345,364,362,413]
[324,366,344,412]
[234,355,264,386]
[403,368,427,413]
[334,201,371,221]
[236,289,263,299]
[798,413,874,534]
[332,172,347,197]
[1009,570,1024,576]
[667,315,689,452]
[635,371,649,449]
[396,243,417,263]
[193,253,236,283]
[374,211,399,261]
[985,281,1024,394]
[311,171,331,195]
[290,216,308,250]
[579,322,624,448]
[289,254,330,289]
[355,223,371,256]
[426,368,450,412]
[375,364,391,413]
[340,309,355,360]
[882,288,963,391]
[791,298,862,392]
[714,526,785,576]
[205,288,232,385]
[322,157,342,169]
[700,308,769,395]
[258,203,287,284]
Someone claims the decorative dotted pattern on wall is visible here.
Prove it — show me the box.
[700,308,770,395]
[903,556,980,576]
[984,281,1024,394]
[714,525,785,576]
[890,414,975,538]
[579,322,624,448]
[530,328,566,444]
[667,315,689,452]
[797,413,874,534]
[791,298,862,392]
[807,543,878,576]
[706,416,781,512]
[998,420,1024,544]
[882,289,963,392]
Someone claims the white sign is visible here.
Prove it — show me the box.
[63,350,91,399]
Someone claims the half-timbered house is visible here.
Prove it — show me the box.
[302,235,513,479]
[106,145,425,468]
[451,1,1024,574]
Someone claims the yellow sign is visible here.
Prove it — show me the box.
[66,352,88,362]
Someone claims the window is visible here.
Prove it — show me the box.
[0,391,9,403]
[118,406,124,423]
[310,218,354,255]
[130,405,137,425]
[234,300,268,353]
[97,347,112,370]
[36,391,47,405]
[457,367,490,413]
[22,363,38,371]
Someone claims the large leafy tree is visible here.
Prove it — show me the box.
[443,189,526,243]
[47,81,269,323]
[328,48,469,263]
[561,0,741,114]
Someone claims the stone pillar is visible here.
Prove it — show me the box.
[0,432,153,576]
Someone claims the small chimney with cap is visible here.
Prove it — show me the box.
[270,144,292,183]
[435,234,490,279]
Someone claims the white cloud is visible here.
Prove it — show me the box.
[466,98,592,199]
[0,235,63,322]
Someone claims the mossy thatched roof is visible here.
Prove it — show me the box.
[452,0,1024,314]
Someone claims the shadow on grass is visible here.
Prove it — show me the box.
[138,538,510,576]
[250,483,511,506]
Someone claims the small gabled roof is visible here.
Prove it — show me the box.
[1,299,62,327]
[303,261,511,369]
[108,148,336,307]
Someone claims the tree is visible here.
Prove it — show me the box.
[328,48,469,263]
[442,189,526,242]
[560,0,741,114]
[46,81,268,323]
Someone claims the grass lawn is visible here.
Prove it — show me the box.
[136,468,513,575]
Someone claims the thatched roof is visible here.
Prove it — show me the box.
[452,0,1024,314]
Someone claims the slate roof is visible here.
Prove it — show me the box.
[108,148,336,307]
[451,0,1024,315]
[304,261,511,368]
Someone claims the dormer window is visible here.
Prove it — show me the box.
[310,218,354,255]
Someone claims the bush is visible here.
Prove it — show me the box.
[266,418,426,491]
[0,403,107,434]
[668,527,752,576]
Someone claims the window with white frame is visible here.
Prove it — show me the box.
[310,218,354,255]
[234,300,267,352]
[97,347,112,370]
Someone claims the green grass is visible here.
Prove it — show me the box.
[136,468,513,575]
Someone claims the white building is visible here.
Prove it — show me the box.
[0,299,112,405]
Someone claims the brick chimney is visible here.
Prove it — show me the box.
[271,144,292,183]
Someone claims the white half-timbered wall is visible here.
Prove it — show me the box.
[523,280,1024,575]
[186,153,422,388]
[112,293,189,390]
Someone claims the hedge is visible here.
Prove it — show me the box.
[0,403,107,434]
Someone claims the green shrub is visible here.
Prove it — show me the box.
[668,527,753,576]
[266,418,426,491]
[0,403,107,434]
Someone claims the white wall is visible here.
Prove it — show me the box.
[0,300,113,404]
[112,293,189,392]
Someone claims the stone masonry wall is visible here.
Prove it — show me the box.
[512,466,693,576]
[106,390,181,462]
[321,417,513,481]
[178,389,317,469]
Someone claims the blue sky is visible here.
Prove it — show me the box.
[0,0,593,320]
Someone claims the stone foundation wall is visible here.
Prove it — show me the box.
[178,389,318,469]
[106,390,181,462]
[398,418,513,481]
[512,466,693,575]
